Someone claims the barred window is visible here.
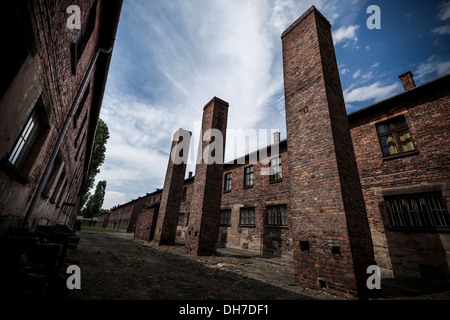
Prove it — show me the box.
[224,172,232,192]
[385,193,450,228]
[266,205,288,227]
[244,165,254,188]
[178,212,185,226]
[239,207,255,226]
[220,209,231,226]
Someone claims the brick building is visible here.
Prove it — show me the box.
[130,6,450,298]
[106,190,162,232]
[0,0,123,234]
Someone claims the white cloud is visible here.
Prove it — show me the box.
[343,81,402,104]
[102,191,127,210]
[414,55,450,82]
[432,24,450,35]
[352,69,361,79]
[362,72,374,81]
[332,24,359,46]
[371,62,380,68]
[437,1,450,21]
[98,0,369,205]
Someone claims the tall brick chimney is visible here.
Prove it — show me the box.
[185,97,229,256]
[153,128,192,245]
[281,6,375,299]
[188,171,193,179]
[399,71,416,91]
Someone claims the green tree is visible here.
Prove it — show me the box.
[81,180,107,219]
[80,118,109,208]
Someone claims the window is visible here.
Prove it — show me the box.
[244,166,254,188]
[181,187,187,202]
[73,84,90,128]
[178,212,185,226]
[50,171,66,204]
[239,207,255,226]
[376,116,416,158]
[385,193,450,229]
[224,172,232,192]
[269,156,282,182]
[220,209,231,226]
[8,110,41,170]
[266,205,288,227]
[71,1,97,74]
[42,156,63,198]
[5,97,50,178]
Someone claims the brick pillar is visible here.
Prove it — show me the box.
[281,6,375,299]
[185,97,229,256]
[153,128,192,245]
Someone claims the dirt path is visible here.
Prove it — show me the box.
[67,231,340,300]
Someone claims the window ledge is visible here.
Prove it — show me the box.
[382,150,419,161]
[264,225,289,229]
[243,185,253,189]
[223,190,231,194]
[269,179,283,184]
[238,224,256,228]
[387,226,450,234]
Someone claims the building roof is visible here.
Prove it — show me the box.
[348,73,450,123]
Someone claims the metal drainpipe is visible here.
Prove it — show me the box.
[22,48,112,227]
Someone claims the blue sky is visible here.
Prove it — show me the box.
[97,0,450,209]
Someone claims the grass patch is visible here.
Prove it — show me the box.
[81,226,122,233]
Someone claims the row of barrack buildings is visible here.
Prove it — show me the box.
[101,7,450,299]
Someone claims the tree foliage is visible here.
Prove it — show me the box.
[81,180,107,219]
[80,118,109,208]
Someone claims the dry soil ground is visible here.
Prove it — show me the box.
[67,231,450,301]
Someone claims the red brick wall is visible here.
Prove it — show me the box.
[220,142,291,256]
[0,0,121,231]
[135,208,158,242]
[108,191,161,233]
[281,7,374,299]
[153,129,191,245]
[185,97,229,256]
[349,76,450,279]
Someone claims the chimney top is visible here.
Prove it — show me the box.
[399,71,416,91]
[188,171,193,178]
[273,131,281,144]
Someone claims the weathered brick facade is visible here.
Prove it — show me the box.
[349,73,450,281]
[107,189,162,233]
[185,97,229,256]
[153,129,191,245]
[114,5,448,299]
[135,207,159,242]
[219,140,291,256]
[0,0,122,233]
[281,6,375,299]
